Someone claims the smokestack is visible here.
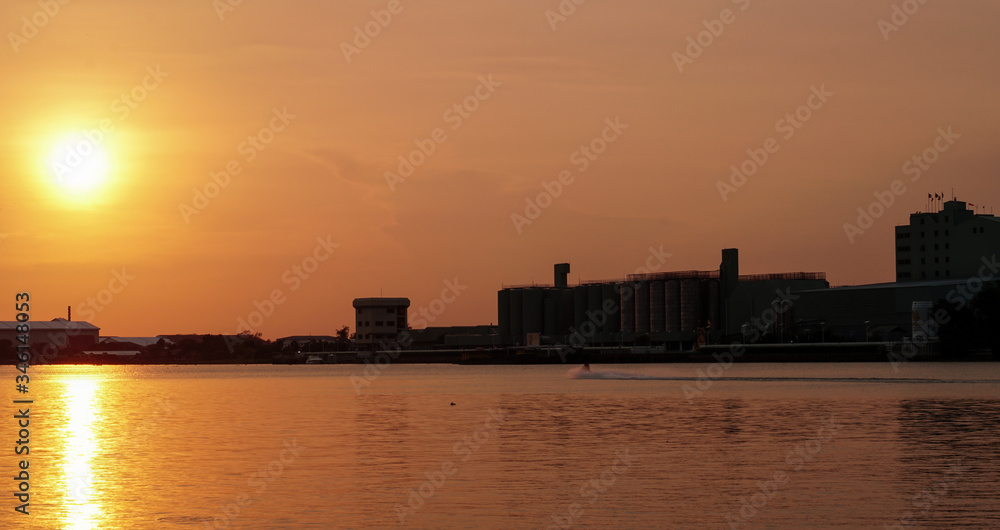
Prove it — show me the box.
[68,305,71,321]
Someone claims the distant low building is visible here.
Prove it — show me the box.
[409,325,499,349]
[0,318,99,352]
[353,298,410,346]
[101,336,161,348]
[276,335,339,349]
[82,349,140,357]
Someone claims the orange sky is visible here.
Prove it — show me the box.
[2,0,999,338]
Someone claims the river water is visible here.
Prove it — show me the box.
[4,362,999,528]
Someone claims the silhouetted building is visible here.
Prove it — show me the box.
[498,250,827,349]
[0,318,99,352]
[895,199,1000,281]
[353,298,409,345]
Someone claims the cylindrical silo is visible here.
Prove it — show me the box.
[708,280,720,329]
[602,284,619,333]
[588,285,603,315]
[498,289,511,342]
[510,289,524,341]
[666,280,681,333]
[635,281,650,333]
[620,282,635,333]
[543,290,558,336]
[523,288,544,335]
[680,280,701,332]
[558,289,574,336]
[573,286,588,330]
[650,280,666,332]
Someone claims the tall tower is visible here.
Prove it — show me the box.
[719,249,739,335]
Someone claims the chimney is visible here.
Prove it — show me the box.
[68,305,71,321]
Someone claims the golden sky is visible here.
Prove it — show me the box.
[2,0,999,337]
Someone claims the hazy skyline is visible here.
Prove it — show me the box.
[3,0,999,337]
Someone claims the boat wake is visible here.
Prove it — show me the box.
[565,367,1000,384]
[567,367,669,380]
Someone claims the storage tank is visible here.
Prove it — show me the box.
[635,281,650,333]
[680,280,701,332]
[912,301,935,341]
[509,289,524,342]
[707,280,720,329]
[523,288,544,335]
[498,289,511,342]
[543,290,558,336]
[666,280,681,333]
[573,285,588,329]
[558,289,575,336]
[602,284,619,333]
[650,280,666,332]
[588,285,603,314]
[620,282,636,333]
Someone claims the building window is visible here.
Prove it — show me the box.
[946,270,950,276]
[920,232,925,238]
[920,219,925,224]
[934,257,939,264]
[935,271,940,277]
[921,272,927,278]
[934,230,938,236]
[945,243,949,250]
[898,272,911,279]
[921,258,926,265]
[945,230,949,236]
[934,244,939,250]
[897,246,910,252]
[920,245,925,251]
[946,257,950,263]
[897,259,910,265]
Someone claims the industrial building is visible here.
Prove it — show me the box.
[497,250,828,349]
[896,199,1000,281]
[0,318,100,352]
[353,297,410,346]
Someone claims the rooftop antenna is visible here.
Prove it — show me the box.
[67,305,71,321]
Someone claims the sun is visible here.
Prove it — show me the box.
[47,132,111,194]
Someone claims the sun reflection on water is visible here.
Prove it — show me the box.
[61,377,102,529]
